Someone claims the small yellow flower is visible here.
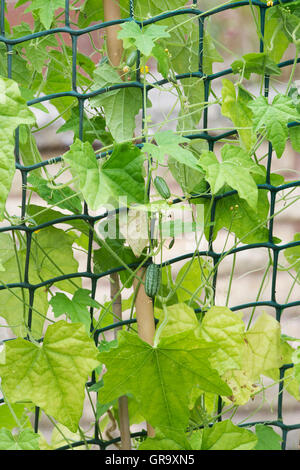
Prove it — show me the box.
[34,229,41,234]
[122,65,130,73]
[140,65,149,74]
[267,1,273,6]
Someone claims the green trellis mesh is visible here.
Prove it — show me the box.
[0,0,300,450]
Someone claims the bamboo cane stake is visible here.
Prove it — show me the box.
[110,272,131,450]
[103,0,123,67]
[133,269,156,438]
[103,0,156,440]
[103,0,131,450]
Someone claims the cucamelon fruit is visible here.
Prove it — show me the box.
[126,50,138,67]
[145,263,161,298]
[154,176,171,200]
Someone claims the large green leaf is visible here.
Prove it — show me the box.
[143,130,201,171]
[27,173,82,214]
[31,226,81,294]
[199,144,264,210]
[118,22,170,56]
[64,139,146,210]
[200,420,257,450]
[99,318,231,433]
[139,428,192,450]
[199,306,245,375]
[254,424,282,450]
[0,404,32,431]
[25,0,65,30]
[56,106,113,147]
[0,321,101,432]
[248,94,300,158]
[244,313,281,381]
[231,52,281,80]
[221,79,255,152]
[154,303,201,343]
[90,62,142,142]
[78,0,104,28]
[0,77,35,220]
[175,258,211,306]
[0,429,40,450]
[49,288,100,333]
[200,185,271,244]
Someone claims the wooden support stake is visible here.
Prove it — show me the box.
[110,272,131,450]
[103,0,123,67]
[103,0,156,441]
[133,268,156,438]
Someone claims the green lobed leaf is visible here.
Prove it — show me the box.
[0,429,40,450]
[221,79,256,152]
[139,428,192,450]
[99,316,231,433]
[198,144,264,210]
[244,313,281,382]
[25,0,65,30]
[199,306,245,375]
[31,226,81,294]
[144,130,201,171]
[0,403,33,431]
[90,62,142,142]
[27,173,82,214]
[231,52,281,80]
[78,0,104,29]
[200,187,271,244]
[254,424,282,450]
[118,22,170,57]
[200,420,257,450]
[50,288,100,333]
[175,258,211,307]
[0,77,35,220]
[248,94,300,158]
[64,139,146,210]
[0,320,101,432]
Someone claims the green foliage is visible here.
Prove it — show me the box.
[64,139,146,210]
[0,321,100,432]
[50,288,100,333]
[249,94,300,158]
[90,62,143,142]
[254,424,282,450]
[0,429,40,450]
[0,0,300,452]
[0,77,35,220]
[99,307,231,434]
[118,22,170,57]
[198,144,264,210]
